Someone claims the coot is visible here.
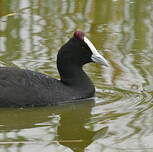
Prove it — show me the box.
[0,31,109,107]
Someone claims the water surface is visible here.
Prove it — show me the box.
[0,0,153,152]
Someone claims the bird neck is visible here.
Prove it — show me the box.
[57,63,94,88]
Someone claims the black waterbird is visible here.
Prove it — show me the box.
[0,31,109,107]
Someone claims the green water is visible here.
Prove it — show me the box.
[0,0,153,151]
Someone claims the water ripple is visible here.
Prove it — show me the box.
[85,85,153,151]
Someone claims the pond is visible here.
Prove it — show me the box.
[0,0,153,151]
